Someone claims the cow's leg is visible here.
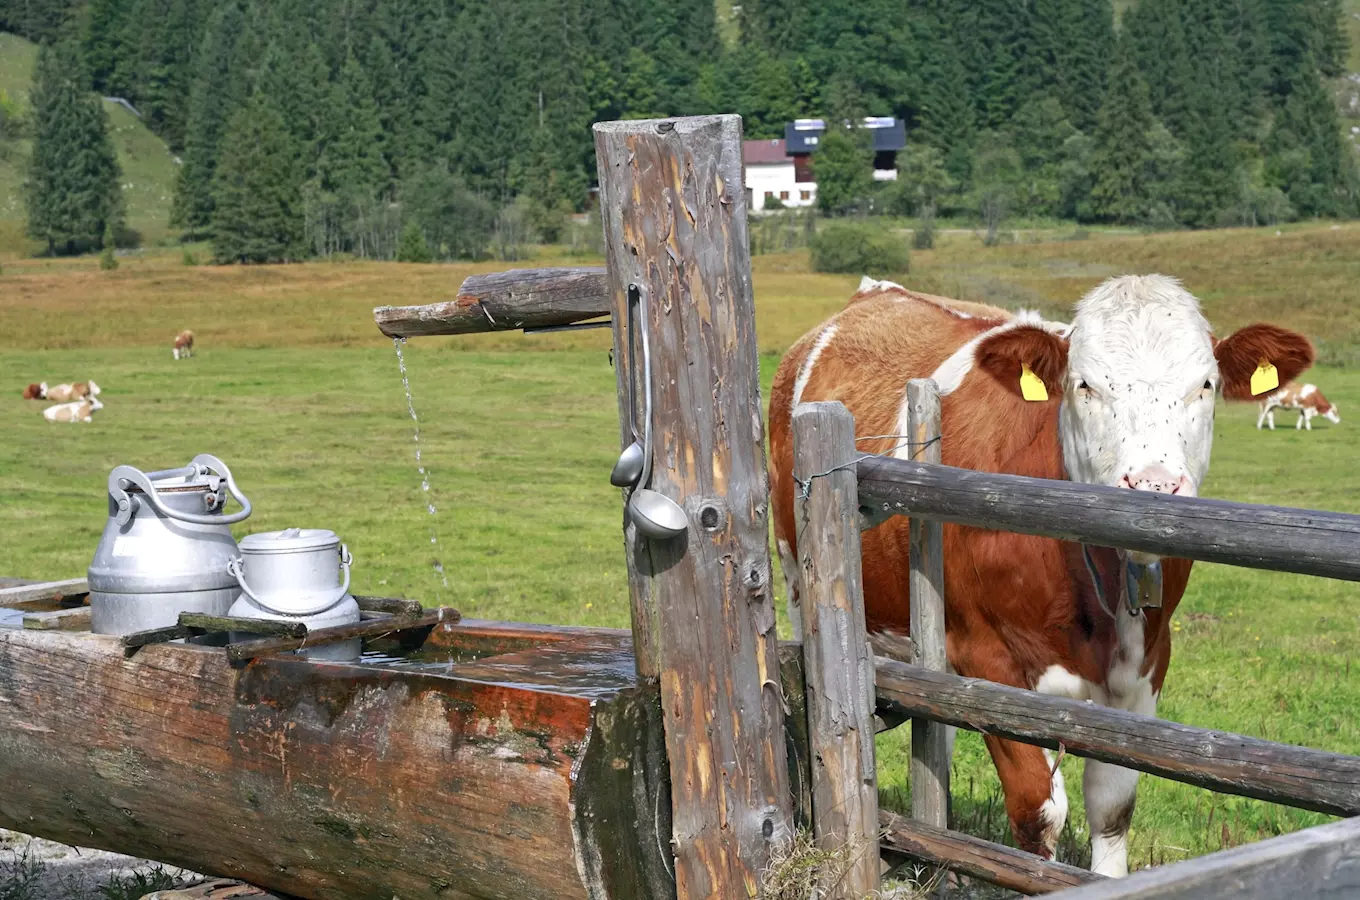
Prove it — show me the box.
[1256,403,1268,429]
[984,734,1066,858]
[1267,410,1275,430]
[1084,760,1139,877]
[777,538,803,641]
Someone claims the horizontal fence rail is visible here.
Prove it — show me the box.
[374,267,608,337]
[1045,815,1360,899]
[856,455,1360,582]
[875,658,1360,817]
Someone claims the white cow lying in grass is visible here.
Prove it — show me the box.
[45,381,101,403]
[44,397,103,423]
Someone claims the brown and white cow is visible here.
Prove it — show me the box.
[173,330,195,360]
[43,396,103,423]
[22,382,47,400]
[1257,381,1340,431]
[45,381,101,403]
[769,275,1313,876]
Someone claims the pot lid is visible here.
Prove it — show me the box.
[239,528,340,554]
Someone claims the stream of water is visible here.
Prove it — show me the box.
[393,337,449,595]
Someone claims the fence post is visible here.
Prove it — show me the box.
[907,379,949,831]
[593,115,794,899]
[792,401,881,898]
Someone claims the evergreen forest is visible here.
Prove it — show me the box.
[0,0,1355,262]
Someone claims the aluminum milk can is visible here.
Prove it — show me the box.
[226,528,361,661]
[88,454,253,635]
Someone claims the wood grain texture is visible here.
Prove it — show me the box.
[792,402,879,898]
[21,606,92,630]
[875,658,1360,816]
[373,267,609,337]
[1042,816,1360,899]
[0,623,678,900]
[905,380,948,831]
[856,455,1360,581]
[880,812,1102,895]
[594,115,793,899]
[225,607,457,661]
[0,578,87,606]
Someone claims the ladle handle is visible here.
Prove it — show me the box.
[227,546,352,617]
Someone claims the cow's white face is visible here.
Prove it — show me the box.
[1059,276,1215,496]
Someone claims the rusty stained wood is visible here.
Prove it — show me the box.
[875,658,1360,817]
[0,622,678,900]
[1042,816,1360,899]
[856,454,1360,582]
[373,267,609,337]
[905,379,949,833]
[791,402,879,898]
[594,115,792,899]
[880,812,1103,895]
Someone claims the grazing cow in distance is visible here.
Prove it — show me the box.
[769,275,1313,876]
[1257,381,1340,430]
[43,397,103,423]
[173,330,195,360]
[45,381,101,403]
[22,382,47,400]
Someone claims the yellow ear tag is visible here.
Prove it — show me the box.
[1020,363,1048,402]
[1250,358,1279,396]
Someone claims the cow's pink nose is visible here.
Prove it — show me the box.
[1119,467,1194,496]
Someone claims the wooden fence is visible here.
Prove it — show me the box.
[374,114,1360,899]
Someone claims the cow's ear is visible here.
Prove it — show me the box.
[1214,324,1314,401]
[975,325,1069,401]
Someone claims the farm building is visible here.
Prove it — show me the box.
[742,117,907,213]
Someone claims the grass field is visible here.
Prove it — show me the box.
[2,223,1360,875]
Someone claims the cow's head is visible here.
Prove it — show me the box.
[977,275,1314,497]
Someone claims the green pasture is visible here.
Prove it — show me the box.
[2,335,1358,869]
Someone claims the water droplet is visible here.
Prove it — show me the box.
[394,337,450,592]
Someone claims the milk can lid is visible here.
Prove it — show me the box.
[239,528,340,554]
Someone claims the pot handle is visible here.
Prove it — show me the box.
[110,454,252,526]
[227,545,352,617]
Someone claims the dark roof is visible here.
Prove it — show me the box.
[784,117,906,154]
[743,139,789,165]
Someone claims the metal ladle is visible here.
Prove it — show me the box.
[610,286,646,488]
[612,285,687,540]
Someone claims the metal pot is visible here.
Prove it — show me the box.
[89,454,252,635]
[226,528,361,661]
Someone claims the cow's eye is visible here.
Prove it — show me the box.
[1078,380,1090,391]
[1203,380,1213,391]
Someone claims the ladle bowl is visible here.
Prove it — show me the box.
[628,488,688,540]
[610,442,645,487]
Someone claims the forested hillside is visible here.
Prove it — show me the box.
[0,0,1355,261]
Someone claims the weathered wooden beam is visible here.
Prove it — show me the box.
[178,613,307,637]
[119,623,192,656]
[22,606,92,630]
[226,608,457,662]
[353,595,424,617]
[856,455,1360,582]
[880,812,1102,895]
[373,267,609,337]
[905,379,949,834]
[0,577,87,607]
[875,658,1360,816]
[594,114,793,898]
[1043,815,1360,899]
[792,402,879,898]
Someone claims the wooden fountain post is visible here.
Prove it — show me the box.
[593,115,794,899]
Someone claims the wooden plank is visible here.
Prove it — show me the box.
[856,455,1360,582]
[119,623,193,656]
[226,608,458,662]
[0,577,87,607]
[1043,816,1360,899]
[178,613,307,637]
[906,379,949,833]
[352,595,424,617]
[594,114,793,899]
[373,267,609,337]
[22,606,92,631]
[880,812,1103,895]
[875,658,1360,816]
[792,402,879,898]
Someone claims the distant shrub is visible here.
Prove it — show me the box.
[809,221,909,275]
[912,205,937,250]
[763,194,785,211]
[396,221,433,263]
[99,224,118,271]
[181,248,198,266]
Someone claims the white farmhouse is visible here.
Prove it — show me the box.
[742,139,816,213]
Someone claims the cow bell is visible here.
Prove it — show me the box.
[1123,555,1163,612]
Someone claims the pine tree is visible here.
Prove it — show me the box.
[1089,38,1157,222]
[171,2,243,236]
[100,223,119,270]
[1265,61,1356,217]
[210,92,305,263]
[396,221,433,262]
[25,42,126,256]
[813,125,873,214]
[317,54,389,199]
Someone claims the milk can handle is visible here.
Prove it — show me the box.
[227,546,352,616]
[109,454,252,526]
